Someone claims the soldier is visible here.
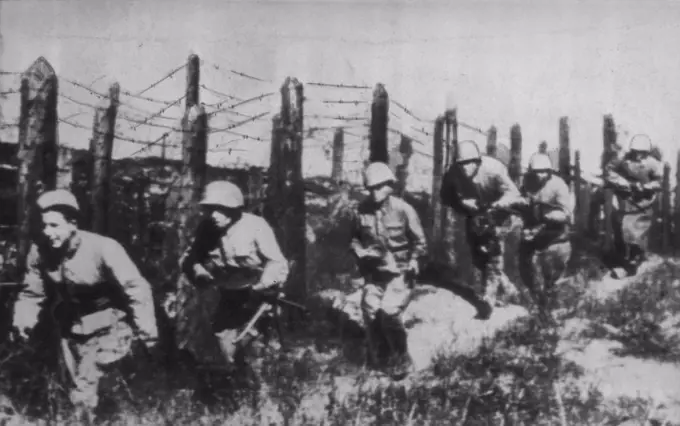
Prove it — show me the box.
[350,162,427,379]
[178,180,289,393]
[440,140,526,320]
[12,189,158,423]
[517,153,573,319]
[604,134,663,277]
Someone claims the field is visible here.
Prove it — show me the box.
[0,180,679,426]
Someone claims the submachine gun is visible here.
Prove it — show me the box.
[234,288,308,345]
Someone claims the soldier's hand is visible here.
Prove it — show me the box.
[192,264,214,287]
[252,281,277,292]
[407,259,420,276]
[462,199,479,212]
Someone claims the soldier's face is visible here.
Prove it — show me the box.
[208,208,235,230]
[461,161,480,179]
[368,182,392,204]
[41,211,77,249]
[534,170,550,184]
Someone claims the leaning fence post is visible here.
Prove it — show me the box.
[369,83,389,163]
[16,57,59,273]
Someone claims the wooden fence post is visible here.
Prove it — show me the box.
[573,150,584,232]
[369,83,389,164]
[331,127,344,184]
[509,124,523,185]
[16,57,58,273]
[430,116,445,262]
[660,163,671,254]
[56,146,73,190]
[277,77,306,305]
[559,117,571,183]
[602,114,617,252]
[89,82,120,236]
[396,134,413,196]
[486,125,497,158]
[444,109,458,168]
[185,53,200,108]
[675,151,680,255]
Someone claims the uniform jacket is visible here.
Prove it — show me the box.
[180,212,289,291]
[605,153,663,213]
[440,155,525,220]
[350,195,427,273]
[520,173,573,244]
[13,230,158,343]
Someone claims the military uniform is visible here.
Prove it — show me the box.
[178,181,289,372]
[604,135,663,275]
[441,141,525,318]
[517,154,573,315]
[350,162,427,373]
[13,190,158,417]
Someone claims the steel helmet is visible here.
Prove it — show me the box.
[629,134,652,153]
[364,162,396,188]
[36,189,80,212]
[456,140,481,163]
[200,180,245,209]
[528,153,553,172]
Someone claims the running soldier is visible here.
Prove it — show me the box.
[603,134,663,277]
[12,189,158,423]
[440,140,526,320]
[177,180,289,396]
[517,153,573,319]
[350,162,427,378]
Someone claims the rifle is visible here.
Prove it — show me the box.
[233,288,308,344]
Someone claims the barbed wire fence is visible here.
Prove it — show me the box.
[1,53,679,295]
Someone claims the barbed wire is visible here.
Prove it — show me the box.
[135,63,186,96]
[200,60,272,83]
[306,82,371,89]
[200,85,243,102]
[209,112,270,134]
[207,92,275,116]
[128,95,186,130]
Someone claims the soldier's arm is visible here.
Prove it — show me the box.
[349,207,365,256]
[440,166,475,215]
[255,220,290,288]
[178,218,213,279]
[12,244,46,336]
[101,238,158,346]
[493,167,526,209]
[543,179,572,225]
[402,202,428,262]
[643,160,663,191]
[603,157,630,187]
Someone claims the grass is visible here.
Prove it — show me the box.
[0,180,679,424]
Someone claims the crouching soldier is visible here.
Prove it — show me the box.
[517,153,573,320]
[350,162,427,379]
[440,140,526,320]
[178,180,289,392]
[12,189,159,423]
[603,134,663,277]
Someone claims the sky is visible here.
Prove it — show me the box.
[1,0,680,190]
